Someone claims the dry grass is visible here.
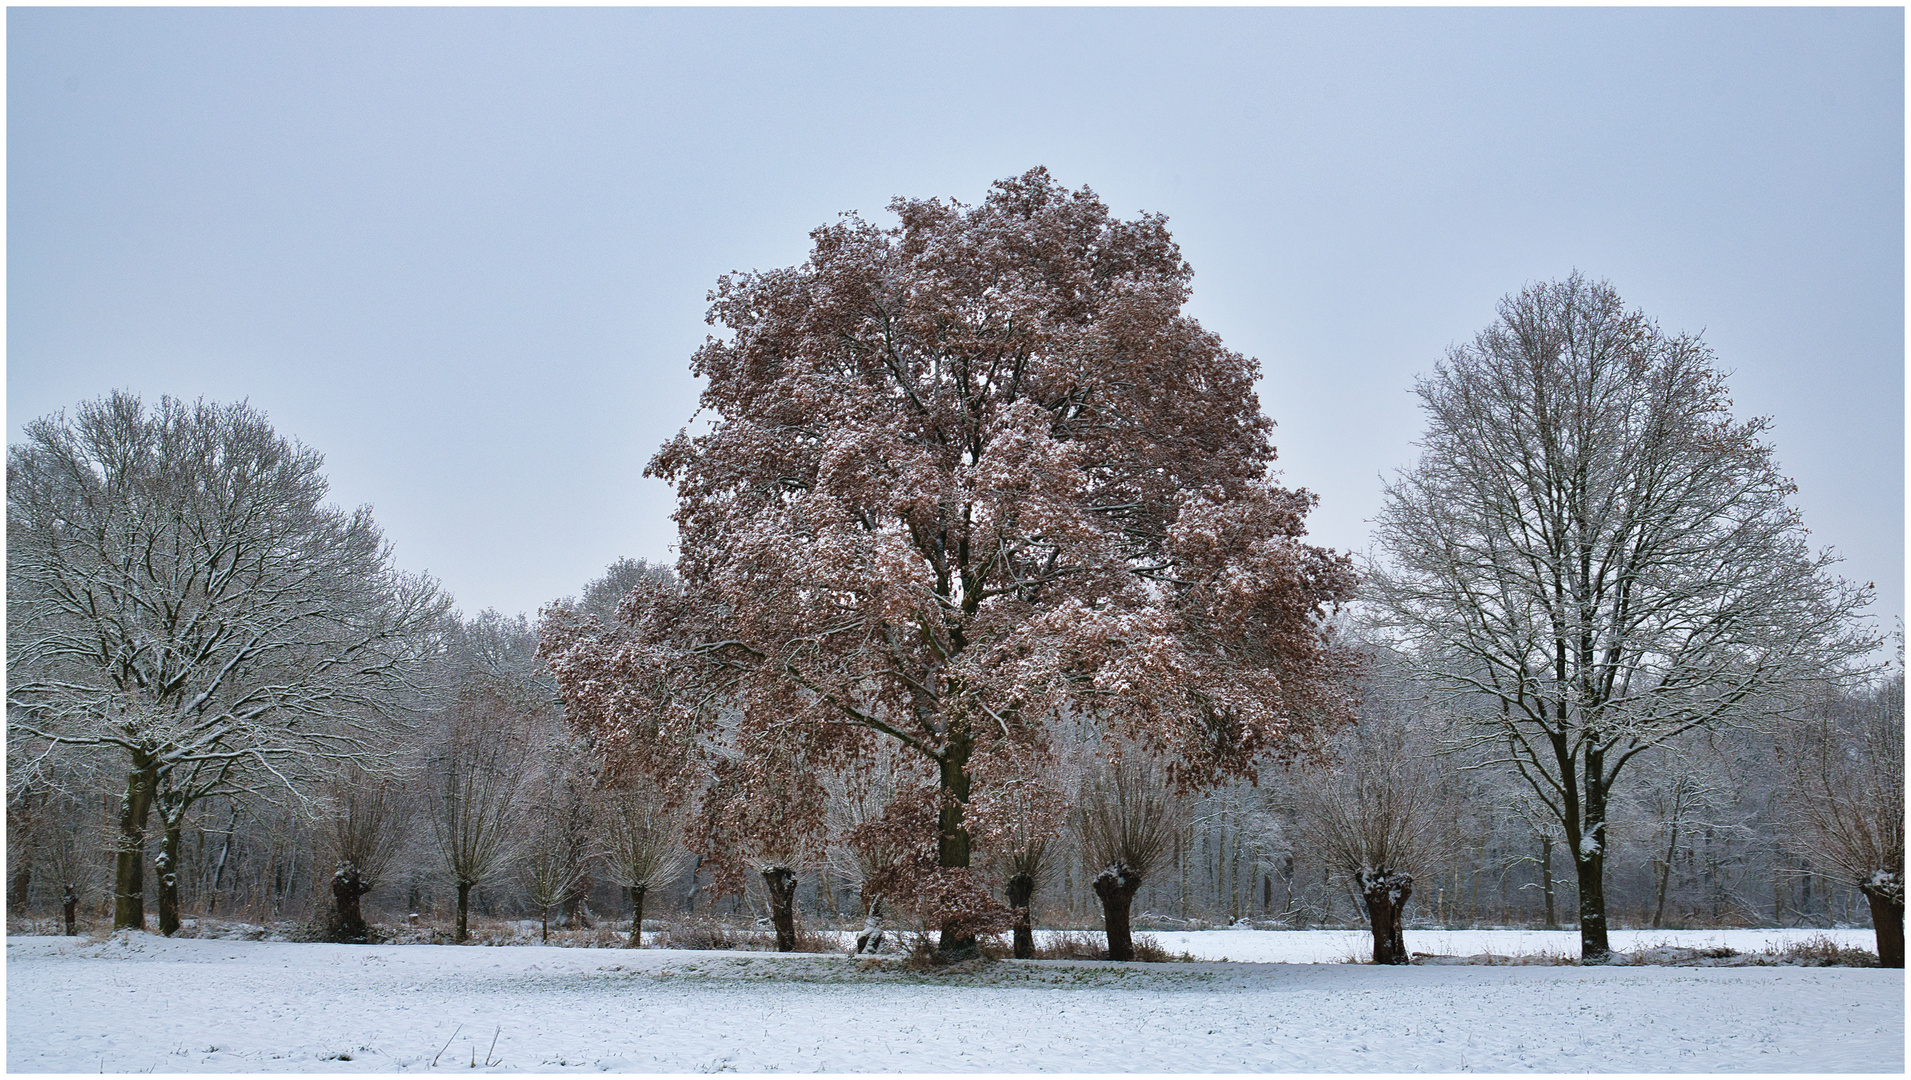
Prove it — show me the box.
[1773,934,1878,967]
[650,917,843,953]
[972,930,1193,963]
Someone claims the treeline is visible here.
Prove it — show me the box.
[8,592,1896,943]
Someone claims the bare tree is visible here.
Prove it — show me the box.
[977,771,1067,960]
[823,759,911,954]
[598,776,691,947]
[1292,717,1446,965]
[322,766,412,943]
[1618,748,1749,930]
[1366,275,1877,960]
[520,812,590,944]
[428,688,531,942]
[1076,759,1176,962]
[1782,671,1904,966]
[7,393,448,932]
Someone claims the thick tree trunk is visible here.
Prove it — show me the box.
[1862,882,1904,968]
[540,909,550,943]
[112,764,157,931]
[934,729,978,960]
[761,866,798,952]
[156,818,184,937]
[1093,864,1142,962]
[855,897,886,955]
[626,884,647,947]
[63,885,79,935]
[1359,869,1413,964]
[456,882,473,943]
[1007,871,1035,960]
[1575,767,1612,963]
[331,864,372,942]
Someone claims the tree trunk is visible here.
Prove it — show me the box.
[456,882,472,943]
[1862,882,1904,968]
[8,863,30,912]
[156,816,184,937]
[1358,869,1413,965]
[63,885,79,935]
[1539,837,1557,929]
[626,884,647,948]
[331,863,371,942]
[208,800,240,916]
[1094,864,1142,962]
[934,727,978,960]
[855,896,886,954]
[1650,855,1672,931]
[112,763,157,931]
[1007,871,1035,959]
[1575,766,1612,963]
[761,865,798,952]
[540,909,550,944]
[562,873,591,929]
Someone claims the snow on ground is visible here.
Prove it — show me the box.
[7,930,1901,1073]
[1117,925,1883,964]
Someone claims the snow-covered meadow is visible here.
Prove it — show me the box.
[7,928,1901,1073]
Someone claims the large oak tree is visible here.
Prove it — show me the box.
[542,169,1358,954]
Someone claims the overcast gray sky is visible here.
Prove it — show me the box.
[9,7,1903,642]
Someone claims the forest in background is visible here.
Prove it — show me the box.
[8,585,1897,941]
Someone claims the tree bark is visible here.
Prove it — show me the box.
[331,864,372,942]
[1094,864,1142,962]
[112,762,157,931]
[761,866,798,952]
[9,863,30,912]
[855,896,886,954]
[1539,837,1557,929]
[1575,761,1612,963]
[63,885,79,935]
[456,882,472,943]
[1358,870,1413,965]
[1007,871,1035,960]
[156,815,184,937]
[934,727,978,960]
[1862,883,1904,968]
[626,884,647,948]
[208,802,240,915]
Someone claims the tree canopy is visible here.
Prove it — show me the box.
[541,168,1359,951]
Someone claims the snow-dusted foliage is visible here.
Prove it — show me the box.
[540,169,1359,952]
[6,393,449,933]
[1366,275,1879,961]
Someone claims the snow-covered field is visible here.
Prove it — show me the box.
[7,929,1901,1073]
